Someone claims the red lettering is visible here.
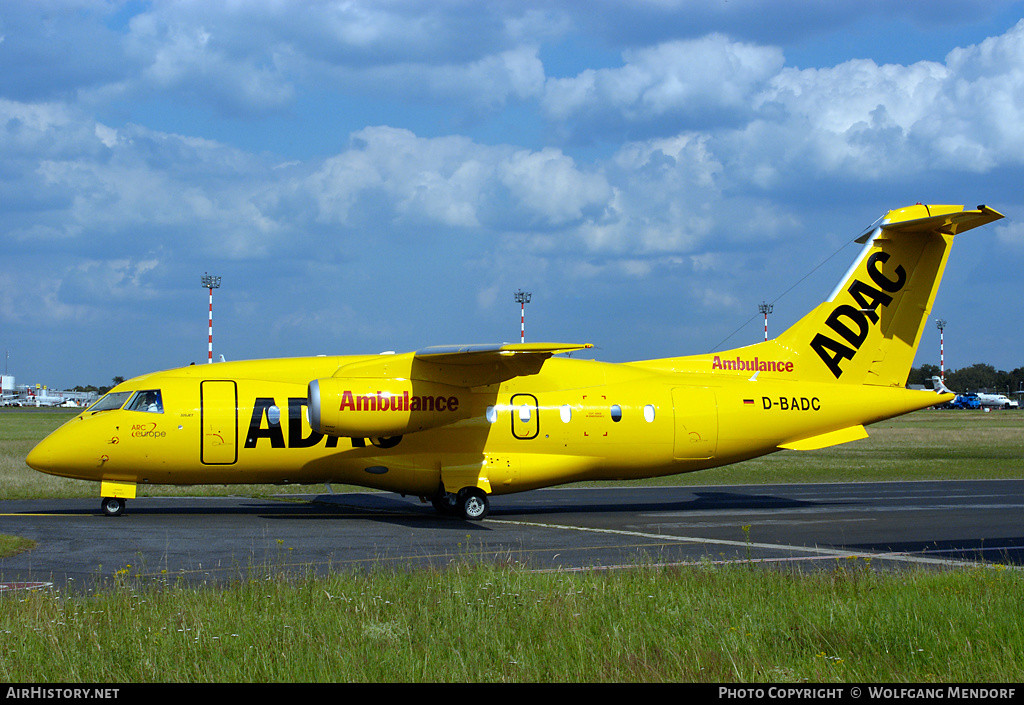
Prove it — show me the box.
[338,391,460,413]
[339,390,355,411]
[711,356,793,373]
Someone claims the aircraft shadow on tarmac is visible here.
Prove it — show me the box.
[296,489,851,531]
[14,488,852,532]
[476,490,833,517]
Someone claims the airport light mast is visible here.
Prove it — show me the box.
[935,318,946,381]
[759,302,773,342]
[201,273,221,364]
[514,289,531,344]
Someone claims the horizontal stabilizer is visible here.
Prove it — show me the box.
[778,425,868,451]
[855,204,1004,242]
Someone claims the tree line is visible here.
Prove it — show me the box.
[907,363,1024,396]
[71,377,126,396]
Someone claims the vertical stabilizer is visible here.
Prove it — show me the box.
[775,204,1003,386]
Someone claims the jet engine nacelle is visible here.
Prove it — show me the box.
[308,377,471,438]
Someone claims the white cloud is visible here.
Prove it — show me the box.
[124,12,295,114]
[498,148,611,226]
[995,220,1024,250]
[542,34,784,128]
[719,19,1024,182]
[538,18,1024,187]
[306,126,612,231]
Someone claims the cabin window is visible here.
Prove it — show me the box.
[610,404,622,422]
[486,406,497,423]
[87,391,133,413]
[644,404,656,423]
[518,404,532,422]
[559,404,572,423]
[125,390,164,414]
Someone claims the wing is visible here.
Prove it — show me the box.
[330,342,594,388]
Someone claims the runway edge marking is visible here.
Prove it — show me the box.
[489,519,1021,571]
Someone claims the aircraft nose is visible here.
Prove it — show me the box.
[26,417,103,480]
[25,438,54,474]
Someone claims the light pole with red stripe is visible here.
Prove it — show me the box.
[759,302,773,342]
[514,289,531,343]
[201,273,222,363]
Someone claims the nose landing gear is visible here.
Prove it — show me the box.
[101,497,126,517]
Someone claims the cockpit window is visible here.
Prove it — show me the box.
[87,391,134,413]
[125,390,164,414]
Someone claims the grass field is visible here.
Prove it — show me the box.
[1,408,1022,683]
[2,561,1022,682]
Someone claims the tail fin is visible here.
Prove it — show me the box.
[774,204,1003,386]
[931,376,955,394]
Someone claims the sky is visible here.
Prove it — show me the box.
[4,0,1024,390]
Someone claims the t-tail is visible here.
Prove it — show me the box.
[776,204,1003,386]
[689,204,1005,387]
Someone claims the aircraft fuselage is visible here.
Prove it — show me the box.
[27,354,938,498]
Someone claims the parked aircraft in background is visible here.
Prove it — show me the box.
[975,392,1017,409]
[26,204,1004,519]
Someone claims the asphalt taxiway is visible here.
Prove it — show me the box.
[1,480,1022,590]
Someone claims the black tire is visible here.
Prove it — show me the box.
[431,493,459,515]
[458,488,490,520]
[101,497,125,517]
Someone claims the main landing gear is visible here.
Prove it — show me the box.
[101,497,126,517]
[430,487,490,520]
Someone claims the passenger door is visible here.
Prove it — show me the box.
[201,380,238,465]
[671,387,718,459]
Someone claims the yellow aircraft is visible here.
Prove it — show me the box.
[27,203,1003,519]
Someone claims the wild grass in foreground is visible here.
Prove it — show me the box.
[0,562,1021,683]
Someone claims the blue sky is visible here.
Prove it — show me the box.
[3,0,1024,389]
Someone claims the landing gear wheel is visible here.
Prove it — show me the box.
[431,493,459,515]
[101,497,125,517]
[458,488,490,520]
